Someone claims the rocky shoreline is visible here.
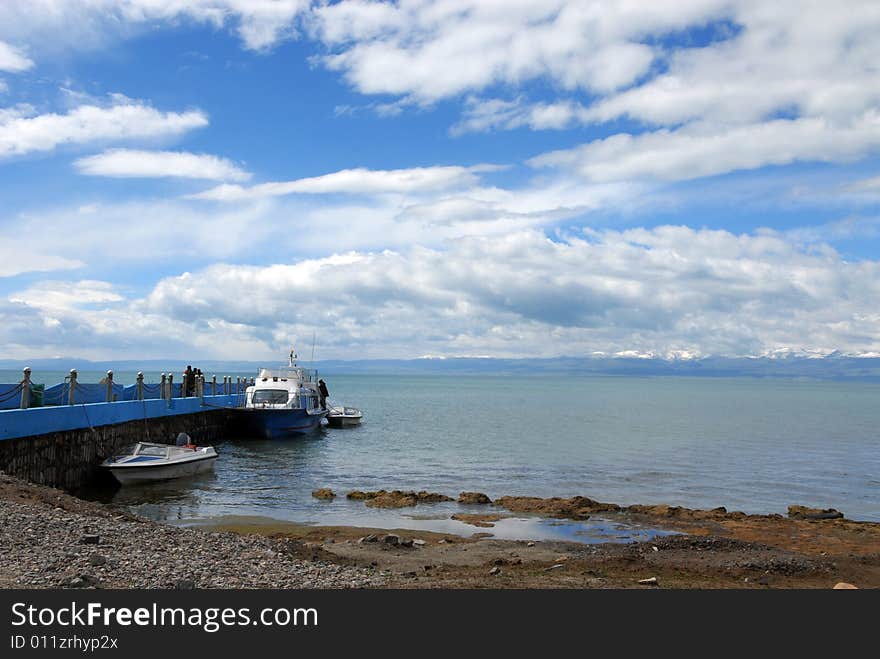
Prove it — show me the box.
[0,474,383,589]
[2,473,878,589]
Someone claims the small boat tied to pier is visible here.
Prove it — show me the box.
[101,434,218,485]
[325,404,363,427]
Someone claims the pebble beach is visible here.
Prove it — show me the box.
[0,474,382,589]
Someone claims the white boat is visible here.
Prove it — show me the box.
[326,405,363,427]
[235,352,328,439]
[101,440,218,484]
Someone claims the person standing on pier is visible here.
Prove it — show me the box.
[184,365,194,397]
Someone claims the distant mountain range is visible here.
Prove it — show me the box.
[3,354,880,380]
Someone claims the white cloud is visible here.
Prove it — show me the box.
[848,175,880,193]
[784,216,880,244]
[10,280,123,312]
[190,165,498,201]
[0,98,208,158]
[529,113,880,183]
[2,199,279,273]
[583,2,880,128]
[1,171,631,283]
[312,0,728,103]
[0,240,83,278]
[74,148,251,181]
[0,1,310,52]
[452,97,593,135]
[123,225,880,359]
[9,224,880,360]
[0,40,33,72]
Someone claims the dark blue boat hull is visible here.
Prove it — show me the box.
[234,408,325,439]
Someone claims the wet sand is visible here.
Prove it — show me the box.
[197,495,880,588]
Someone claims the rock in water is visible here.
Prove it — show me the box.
[366,491,418,508]
[458,492,492,504]
[311,488,336,500]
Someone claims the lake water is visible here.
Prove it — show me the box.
[4,371,879,536]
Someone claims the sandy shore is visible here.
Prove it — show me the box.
[2,474,877,589]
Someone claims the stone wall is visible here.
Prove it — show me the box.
[0,409,233,490]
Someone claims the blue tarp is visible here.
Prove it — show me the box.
[33,380,241,406]
[0,383,21,410]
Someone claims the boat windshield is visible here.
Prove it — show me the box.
[252,389,290,404]
[136,445,168,457]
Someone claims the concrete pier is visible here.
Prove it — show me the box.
[0,395,240,490]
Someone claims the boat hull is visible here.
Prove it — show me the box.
[234,408,326,439]
[104,455,217,485]
[326,414,362,428]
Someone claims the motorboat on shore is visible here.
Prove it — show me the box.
[235,352,327,439]
[326,405,363,427]
[101,437,217,485]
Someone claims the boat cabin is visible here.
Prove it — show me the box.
[244,366,322,412]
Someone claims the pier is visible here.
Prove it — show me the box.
[0,368,250,490]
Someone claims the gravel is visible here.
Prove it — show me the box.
[0,498,384,589]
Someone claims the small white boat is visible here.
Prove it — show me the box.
[101,438,217,485]
[326,405,363,427]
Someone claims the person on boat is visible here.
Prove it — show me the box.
[318,379,329,410]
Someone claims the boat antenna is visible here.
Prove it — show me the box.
[310,331,317,365]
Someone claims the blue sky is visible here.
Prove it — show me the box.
[1,1,880,361]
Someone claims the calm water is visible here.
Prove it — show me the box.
[5,372,880,533]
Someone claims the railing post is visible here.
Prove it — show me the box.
[197,375,204,404]
[136,372,144,401]
[105,370,114,402]
[236,376,241,394]
[20,367,31,409]
[168,374,174,399]
[68,369,77,405]
[160,373,167,400]
[212,375,217,396]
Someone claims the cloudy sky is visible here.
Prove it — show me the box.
[1,0,880,361]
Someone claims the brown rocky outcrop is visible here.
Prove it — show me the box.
[451,513,503,528]
[346,490,380,500]
[788,506,844,520]
[347,489,454,508]
[458,492,492,504]
[416,491,455,503]
[625,504,741,520]
[495,495,620,520]
[367,491,419,508]
[311,488,336,500]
